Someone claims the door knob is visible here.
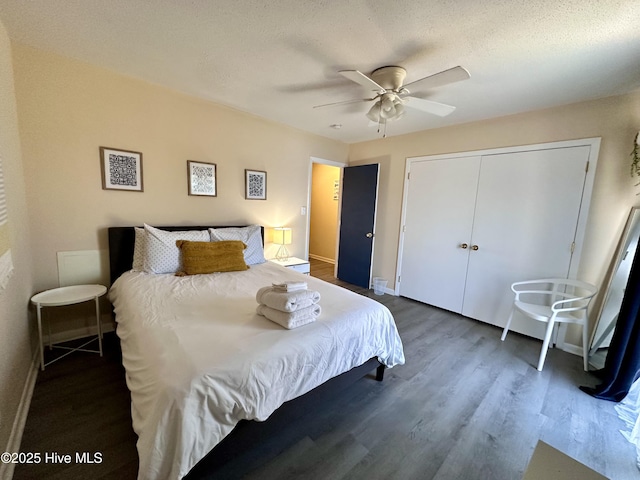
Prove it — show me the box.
[366,232,374,238]
[460,243,468,249]
[471,245,479,251]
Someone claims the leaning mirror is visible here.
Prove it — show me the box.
[588,207,640,370]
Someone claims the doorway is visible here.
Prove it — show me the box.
[309,162,342,271]
[306,157,380,288]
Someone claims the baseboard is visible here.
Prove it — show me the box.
[46,318,115,345]
[378,286,395,296]
[561,342,583,357]
[308,254,335,264]
[0,349,39,480]
[369,285,396,296]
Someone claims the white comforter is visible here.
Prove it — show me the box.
[109,262,405,479]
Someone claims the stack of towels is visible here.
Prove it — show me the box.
[256,281,321,329]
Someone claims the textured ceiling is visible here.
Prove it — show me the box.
[0,0,639,143]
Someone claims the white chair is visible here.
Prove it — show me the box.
[500,278,598,371]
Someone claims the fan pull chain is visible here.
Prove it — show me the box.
[376,119,387,138]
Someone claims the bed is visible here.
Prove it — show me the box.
[107,225,405,479]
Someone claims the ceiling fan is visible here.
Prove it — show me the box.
[314,65,470,128]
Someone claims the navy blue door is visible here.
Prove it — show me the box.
[337,164,379,287]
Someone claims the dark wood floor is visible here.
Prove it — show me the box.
[13,259,638,479]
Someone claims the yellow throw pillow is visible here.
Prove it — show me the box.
[175,240,249,275]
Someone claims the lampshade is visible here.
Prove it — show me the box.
[273,227,292,261]
[273,227,292,245]
[380,93,395,115]
[366,102,381,122]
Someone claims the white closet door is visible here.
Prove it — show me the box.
[461,146,590,338]
[399,156,481,312]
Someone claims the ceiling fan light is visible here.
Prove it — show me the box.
[393,102,405,118]
[381,95,395,112]
[366,102,382,122]
[380,106,396,120]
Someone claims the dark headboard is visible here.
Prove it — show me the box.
[108,225,264,285]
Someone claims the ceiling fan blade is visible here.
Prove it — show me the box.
[339,70,386,92]
[403,96,457,117]
[403,66,470,92]
[313,97,376,109]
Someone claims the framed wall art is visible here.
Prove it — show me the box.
[100,147,143,192]
[187,160,217,197]
[245,169,267,200]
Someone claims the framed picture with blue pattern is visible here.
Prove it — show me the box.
[245,169,267,200]
[100,146,143,192]
[187,160,217,197]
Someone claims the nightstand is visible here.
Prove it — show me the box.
[269,257,311,275]
[30,284,107,370]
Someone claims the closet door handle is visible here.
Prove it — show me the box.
[366,232,374,238]
[460,243,468,249]
[471,245,479,251]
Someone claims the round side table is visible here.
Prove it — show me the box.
[31,284,107,371]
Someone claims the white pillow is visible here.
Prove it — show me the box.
[209,225,266,265]
[143,224,209,274]
[132,227,145,271]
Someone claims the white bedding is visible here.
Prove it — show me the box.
[109,262,405,479]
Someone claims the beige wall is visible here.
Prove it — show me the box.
[12,44,347,302]
[349,91,640,344]
[310,163,340,262]
[5,37,640,401]
[0,22,35,463]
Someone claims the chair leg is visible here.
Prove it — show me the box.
[537,317,556,371]
[582,317,589,371]
[501,307,515,341]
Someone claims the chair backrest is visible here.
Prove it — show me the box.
[512,278,598,313]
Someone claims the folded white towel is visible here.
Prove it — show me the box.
[256,286,321,312]
[257,303,321,329]
[271,281,308,292]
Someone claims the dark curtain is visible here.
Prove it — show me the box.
[581,238,640,401]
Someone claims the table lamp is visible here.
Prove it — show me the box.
[273,227,292,261]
